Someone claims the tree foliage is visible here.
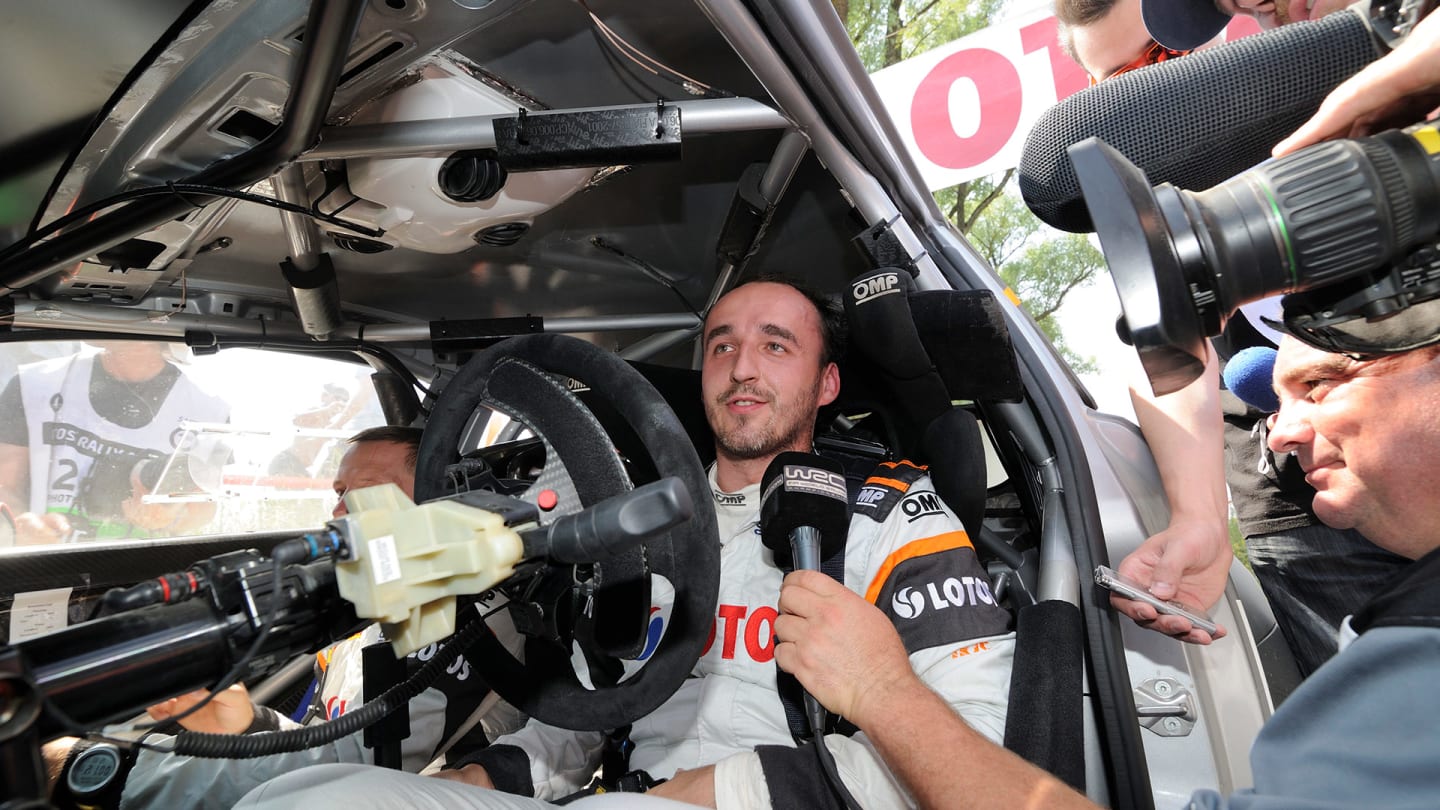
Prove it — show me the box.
[832,0,1104,374]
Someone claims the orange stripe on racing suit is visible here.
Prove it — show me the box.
[865,530,974,604]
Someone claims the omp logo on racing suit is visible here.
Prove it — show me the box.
[856,485,887,506]
[870,533,1013,652]
[714,491,747,506]
[900,491,944,522]
[853,460,927,521]
[851,271,902,304]
[703,603,779,663]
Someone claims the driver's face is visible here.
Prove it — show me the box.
[701,282,839,465]
[332,440,417,517]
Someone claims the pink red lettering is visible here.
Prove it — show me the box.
[717,604,748,660]
[912,47,1022,169]
[1020,16,1088,103]
[1225,15,1263,41]
[744,606,778,663]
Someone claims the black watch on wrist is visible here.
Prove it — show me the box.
[54,740,133,810]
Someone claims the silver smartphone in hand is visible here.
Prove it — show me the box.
[1094,565,1219,635]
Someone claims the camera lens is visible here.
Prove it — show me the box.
[1073,121,1440,394]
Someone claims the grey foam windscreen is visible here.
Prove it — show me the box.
[1018,10,1383,233]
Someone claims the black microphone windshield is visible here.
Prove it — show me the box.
[1019,9,1384,233]
[759,452,850,566]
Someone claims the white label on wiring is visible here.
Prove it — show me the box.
[9,587,72,643]
[369,535,402,585]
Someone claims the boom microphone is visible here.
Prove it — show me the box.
[1019,8,1385,233]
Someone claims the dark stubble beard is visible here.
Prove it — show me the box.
[708,379,821,461]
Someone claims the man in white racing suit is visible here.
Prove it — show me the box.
[237,277,1016,809]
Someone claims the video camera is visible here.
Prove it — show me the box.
[1072,118,1440,394]
[1068,3,1440,395]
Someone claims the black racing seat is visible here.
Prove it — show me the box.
[839,270,1086,792]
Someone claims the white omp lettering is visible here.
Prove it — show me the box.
[851,272,902,304]
[900,492,943,521]
[896,576,995,619]
[856,486,886,505]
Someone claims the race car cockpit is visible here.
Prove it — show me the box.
[0,1,1289,808]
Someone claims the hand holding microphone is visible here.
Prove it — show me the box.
[760,452,850,737]
[774,569,918,730]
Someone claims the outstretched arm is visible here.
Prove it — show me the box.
[1274,10,1440,155]
[1120,350,1231,643]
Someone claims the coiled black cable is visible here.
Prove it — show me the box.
[171,613,491,758]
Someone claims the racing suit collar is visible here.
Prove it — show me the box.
[708,464,760,545]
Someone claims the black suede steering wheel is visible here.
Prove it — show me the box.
[415,333,718,731]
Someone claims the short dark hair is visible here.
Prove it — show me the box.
[348,425,423,470]
[1054,0,1123,63]
[729,273,847,367]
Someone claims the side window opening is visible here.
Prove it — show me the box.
[0,340,389,547]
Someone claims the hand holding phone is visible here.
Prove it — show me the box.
[1094,565,1220,636]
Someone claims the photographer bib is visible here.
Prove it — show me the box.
[17,353,228,539]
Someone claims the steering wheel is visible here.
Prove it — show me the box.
[415,333,718,731]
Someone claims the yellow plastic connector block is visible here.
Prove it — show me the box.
[332,483,526,657]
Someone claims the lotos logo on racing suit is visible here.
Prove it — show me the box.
[871,533,1013,652]
[412,641,471,681]
[892,587,927,619]
[851,272,902,304]
[889,576,996,620]
[702,603,779,663]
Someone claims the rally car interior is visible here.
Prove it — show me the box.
[0,1,1298,807]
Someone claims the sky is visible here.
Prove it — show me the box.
[1054,272,1141,421]
[1002,0,1142,421]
